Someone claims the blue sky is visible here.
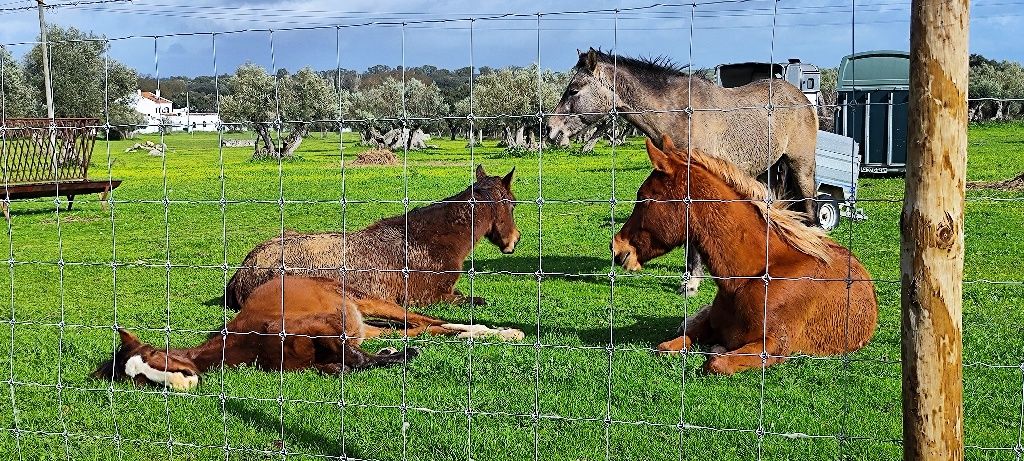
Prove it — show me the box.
[1,0,1021,76]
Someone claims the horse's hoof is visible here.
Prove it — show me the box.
[655,342,682,355]
[378,347,399,356]
[497,328,525,341]
[656,335,693,355]
[702,356,735,375]
[403,347,421,359]
[468,296,488,306]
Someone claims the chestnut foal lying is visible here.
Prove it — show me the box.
[612,136,878,375]
[92,276,523,390]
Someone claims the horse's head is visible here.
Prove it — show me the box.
[613,135,689,271]
[474,165,520,254]
[547,48,618,143]
[91,329,200,391]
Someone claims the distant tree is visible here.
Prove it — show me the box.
[347,77,445,150]
[473,65,567,150]
[278,67,338,156]
[968,54,1024,121]
[220,64,337,159]
[816,66,839,131]
[0,47,37,118]
[23,26,144,138]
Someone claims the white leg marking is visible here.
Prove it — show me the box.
[125,355,199,391]
[441,323,524,341]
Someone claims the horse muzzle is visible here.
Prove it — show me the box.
[611,237,643,271]
[501,234,520,254]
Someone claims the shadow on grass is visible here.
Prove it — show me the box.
[497,314,689,348]
[473,255,611,280]
[225,398,362,459]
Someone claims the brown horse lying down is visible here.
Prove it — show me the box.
[225,165,519,313]
[612,136,877,375]
[92,276,523,390]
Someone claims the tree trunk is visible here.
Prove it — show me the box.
[408,128,429,150]
[280,124,308,158]
[514,125,526,147]
[254,124,276,157]
[901,2,967,460]
[445,119,458,141]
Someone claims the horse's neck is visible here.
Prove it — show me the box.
[178,334,251,372]
[405,200,489,261]
[613,72,710,141]
[682,165,776,278]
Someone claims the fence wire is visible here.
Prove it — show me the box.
[0,1,1022,461]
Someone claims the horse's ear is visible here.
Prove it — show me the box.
[584,48,598,73]
[645,138,674,173]
[117,328,142,349]
[661,135,677,153]
[501,167,515,191]
[475,164,486,181]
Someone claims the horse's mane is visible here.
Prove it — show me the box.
[404,176,510,220]
[584,49,711,88]
[685,149,835,264]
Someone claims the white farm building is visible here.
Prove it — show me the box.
[132,89,221,133]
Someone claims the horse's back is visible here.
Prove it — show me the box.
[230,226,411,307]
[693,79,816,174]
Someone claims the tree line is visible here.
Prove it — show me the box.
[1,26,144,138]
[165,63,577,158]
[2,25,1021,156]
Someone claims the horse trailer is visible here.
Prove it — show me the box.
[715,59,821,104]
[714,59,864,231]
[833,50,911,175]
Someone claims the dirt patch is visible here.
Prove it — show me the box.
[968,172,1024,191]
[352,149,398,166]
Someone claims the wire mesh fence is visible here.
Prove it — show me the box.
[0,1,1022,460]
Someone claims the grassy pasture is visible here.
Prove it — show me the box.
[0,123,1022,460]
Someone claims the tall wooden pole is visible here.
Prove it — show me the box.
[901,1,969,460]
[36,0,54,120]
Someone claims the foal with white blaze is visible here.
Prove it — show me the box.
[92,276,523,390]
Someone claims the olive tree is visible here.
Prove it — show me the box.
[23,26,144,138]
[221,64,336,159]
[347,77,445,150]
[0,47,37,118]
[472,65,567,150]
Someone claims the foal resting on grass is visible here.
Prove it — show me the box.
[92,276,523,390]
[226,165,519,311]
[612,136,877,375]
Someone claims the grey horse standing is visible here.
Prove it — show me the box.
[547,48,818,296]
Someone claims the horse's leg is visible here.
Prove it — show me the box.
[656,303,717,353]
[702,336,789,375]
[355,298,522,340]
[314,345,419,374]
[296,313,418,373]
[787,152,819,220]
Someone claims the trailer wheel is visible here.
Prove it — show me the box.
[816,193,841,231]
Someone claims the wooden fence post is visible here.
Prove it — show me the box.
[901,1,969,460]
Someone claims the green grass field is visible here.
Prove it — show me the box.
[1,124,1022,460]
